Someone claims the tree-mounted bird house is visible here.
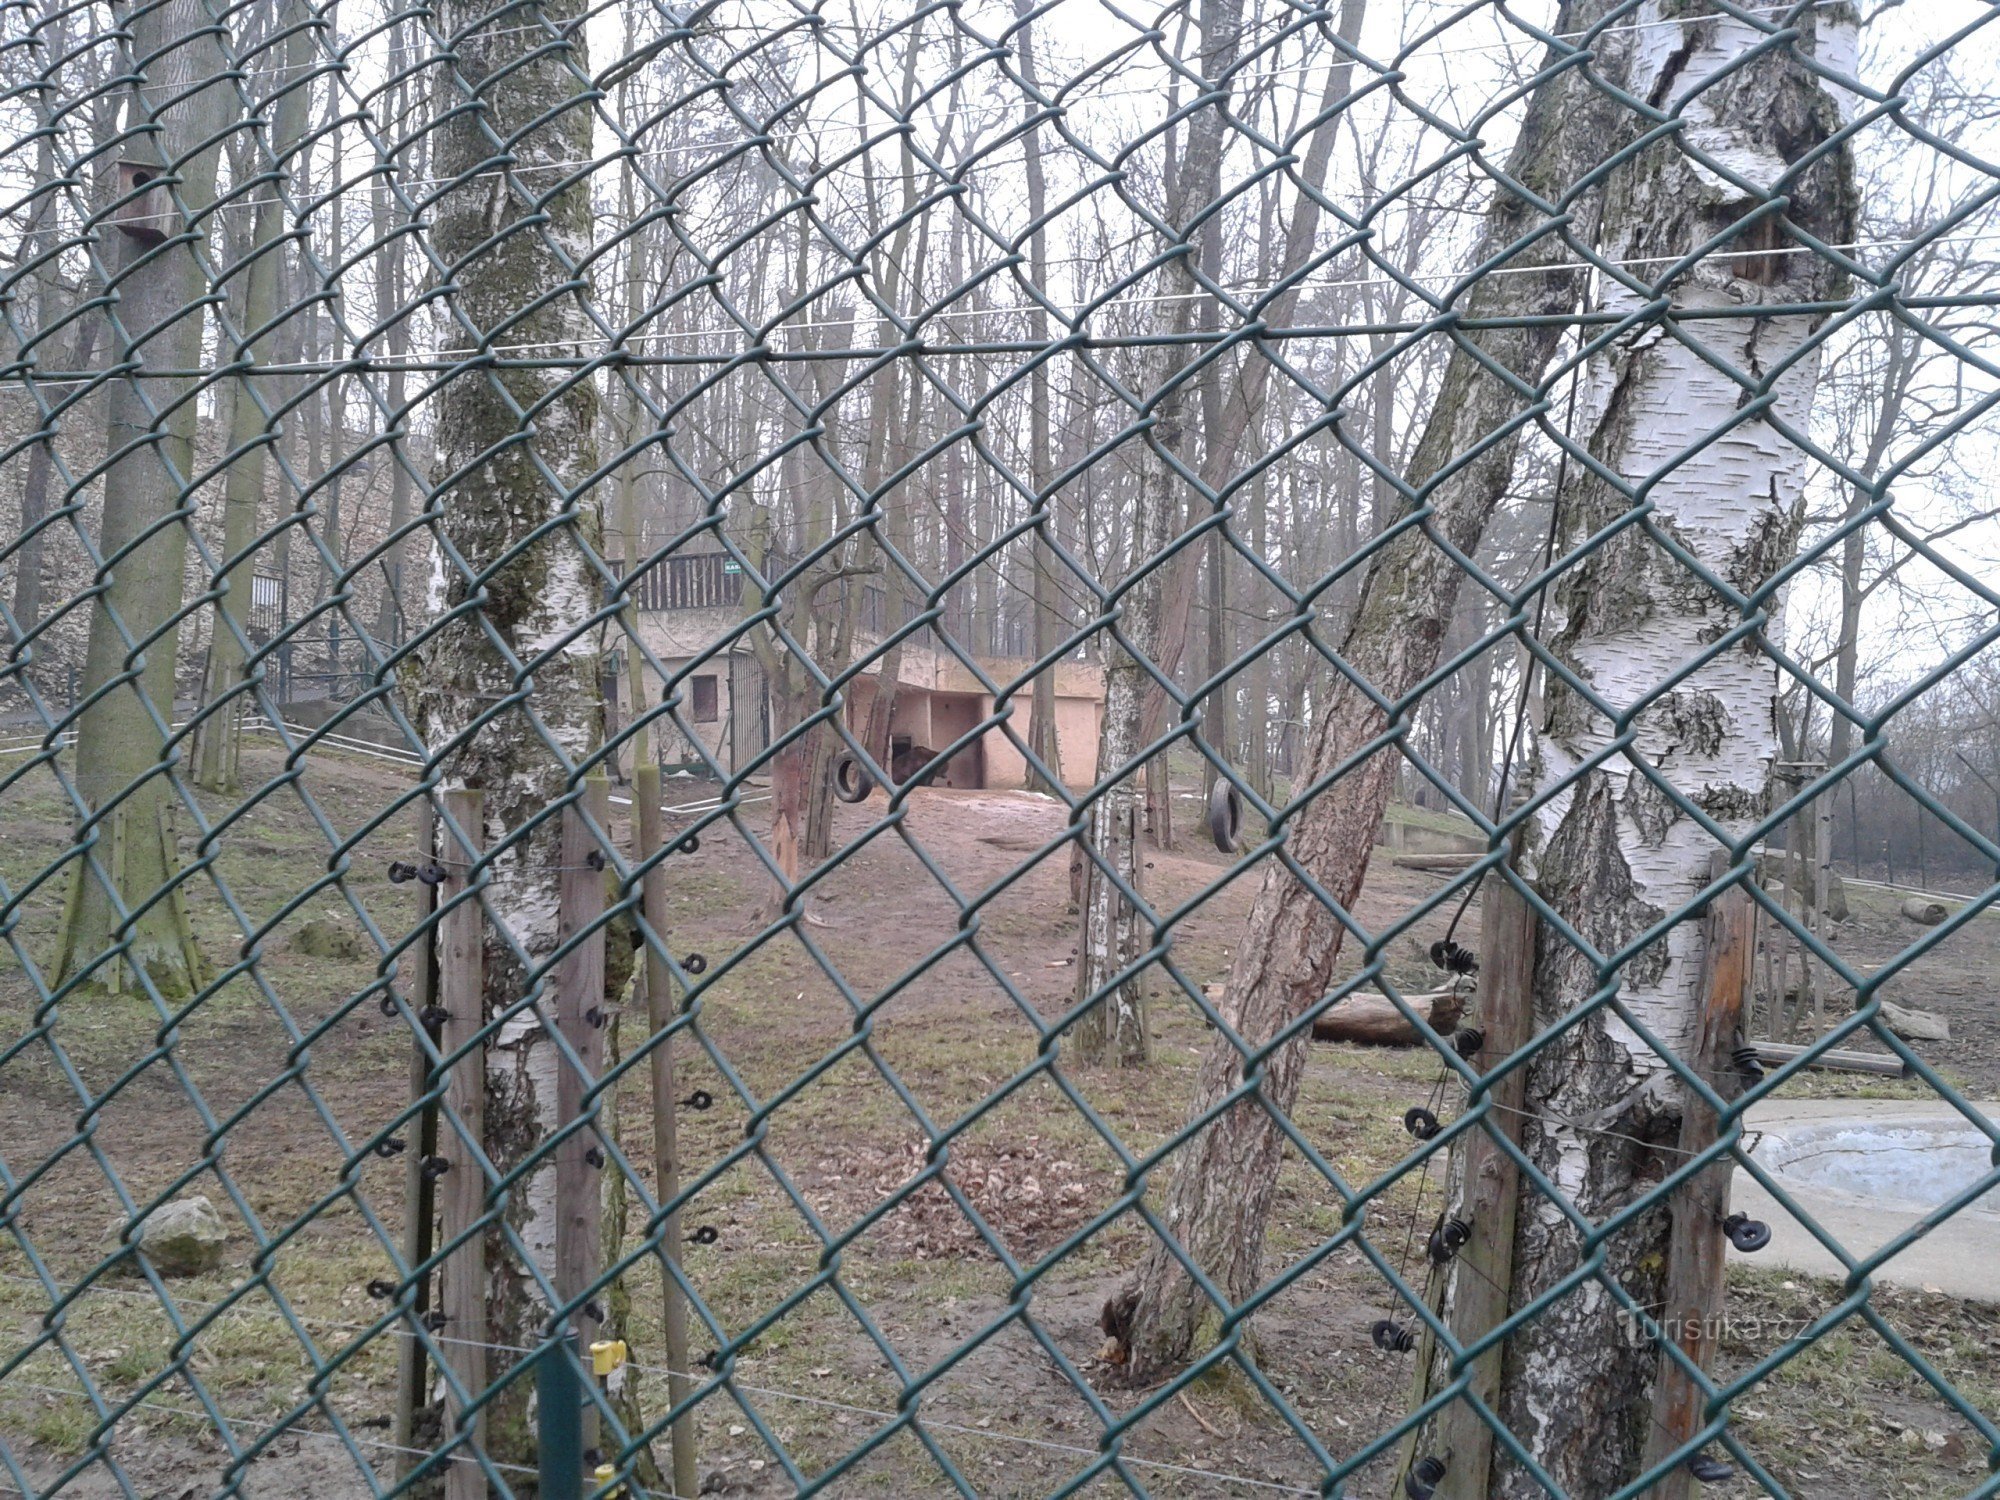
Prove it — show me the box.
[110,158,172,245]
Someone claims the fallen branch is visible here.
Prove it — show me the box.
[1309,989,1465,1046]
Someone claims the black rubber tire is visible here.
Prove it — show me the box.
[832,753,875,804]
[1207,776,1242,853]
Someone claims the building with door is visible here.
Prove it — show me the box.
[616,550,1103,790]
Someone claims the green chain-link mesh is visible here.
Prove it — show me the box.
[3,0,1999,1496]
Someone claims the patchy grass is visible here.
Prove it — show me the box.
[4,747,1998,1496]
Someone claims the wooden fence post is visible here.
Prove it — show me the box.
[1432,869,1536,1500]
[393,802,442,1477]
[555,776,609,1459]
[1641,854,1755,1498]
[637,763,697,1497]
[438,787,487,1500]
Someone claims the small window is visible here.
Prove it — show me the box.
[690,674,719,723]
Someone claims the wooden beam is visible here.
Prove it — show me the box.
[555,776,609,1456]
[1752,1041,1908,1078]
[1641,857,1756,1498]
[637,764,698,1499]
[438,788,487,1500]
[1432,872,1536,1500]
[393,801,441,1477]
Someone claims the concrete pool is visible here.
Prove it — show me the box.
[1731,1098,2000,1301]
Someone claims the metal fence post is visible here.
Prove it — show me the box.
[538,1323,583,1500]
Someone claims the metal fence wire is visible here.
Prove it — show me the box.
[4,0,2000,1495]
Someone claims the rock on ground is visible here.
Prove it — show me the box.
[114,1193,230,1276]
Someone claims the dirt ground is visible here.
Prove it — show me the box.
[2,740,1997,1498]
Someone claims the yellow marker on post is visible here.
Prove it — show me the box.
[589,1338,628,1377]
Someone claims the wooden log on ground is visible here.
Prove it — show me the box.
[1753,1041,1910,1078]
[1900,895,1949,926]
[1309,989,1465,1045]
[1392,851,1482,873]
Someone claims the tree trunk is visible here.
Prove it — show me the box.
[1073,0,1242,1064]
[1491,8,1857,1494]
[408,0,601,1464]
[1110,0,1634,1375]
[1071,349,1177,1068]
[1016,0,1065,793]
[55,0,231,996]
[196,0,311,794]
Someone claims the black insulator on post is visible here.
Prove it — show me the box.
[1405,1456,1448,1499]
[1371,1319,1415,1354]
[1427,1216,1471,1266]
[1404,1106,1441,1141]
[1724,1213,1771,1252]
[1429,939,1478,975]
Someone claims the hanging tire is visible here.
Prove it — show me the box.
[1207,775,1243,853]
[831,753,874,804]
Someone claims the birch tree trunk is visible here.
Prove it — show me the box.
[55,0,232,995]
[1109,0,1633,1373]
[1072,0,1240,1065]
[408,0,601,1462]
[1493,9,1857,1492]
[1071,343,1179,1066]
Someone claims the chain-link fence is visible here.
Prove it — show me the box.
[4,0,2000,1496]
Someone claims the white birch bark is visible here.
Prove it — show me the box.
[408,0,601,1462]
[1072,0,1239,1064]
[1497,6,1859,1492]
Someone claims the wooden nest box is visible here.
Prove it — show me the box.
[110,159,173,245]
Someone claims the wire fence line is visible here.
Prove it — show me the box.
[2,0,2000,1496]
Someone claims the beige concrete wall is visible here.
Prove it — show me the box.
[617,645,745,772]
[628,611,1108,787]
[977,690,1101,790]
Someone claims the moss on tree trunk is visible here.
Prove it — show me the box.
[56,0,231,998]
[409,0,603,1466]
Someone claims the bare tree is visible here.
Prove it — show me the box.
[1107,0,1633,1373]
[1489,10,1857,1489]
[195,0,312,794]
[407,0,603,1460]
[55,0,233,993]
